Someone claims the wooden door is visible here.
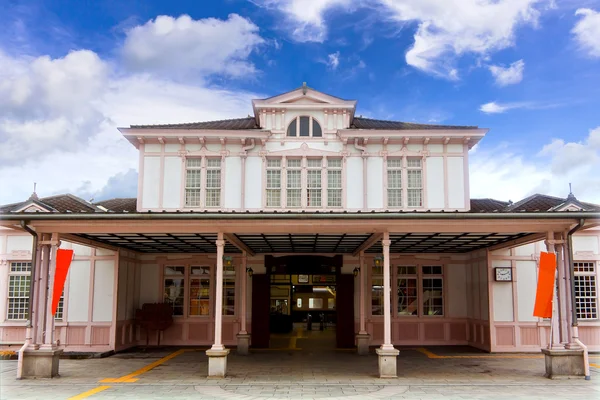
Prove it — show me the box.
[251,274,270,348]
[336,274,355,348]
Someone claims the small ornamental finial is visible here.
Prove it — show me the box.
[302,82,307,95]
[29,182,39,201]
[567,183,576,200]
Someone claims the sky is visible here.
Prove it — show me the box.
[0,0,599,206]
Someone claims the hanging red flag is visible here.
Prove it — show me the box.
[52,249,74,315]
[533,252,557,318]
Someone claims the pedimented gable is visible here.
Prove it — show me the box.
[253,86,356,108]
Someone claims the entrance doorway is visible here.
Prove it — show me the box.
[251,255,354,349]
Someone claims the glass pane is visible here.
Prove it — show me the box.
[190,278,210,316]
[223,264,235,315]
[313,120,322,137]
[186,158,201,168]
[164,266,185,275]
[407,158,422,168]
[206,169,221,188]
[407,170,422,188]
[422,278,443,316]
[191,266,210,276]
[408,189,422,207]
[186,170,201,188]
[287,119,297,136]
[207,158,221,168]
[574,275,597,319]
[328,158,342,168]
[309,298,323,309]
[10,262,32,272]
[397,278,418,315]
[266,190,281,207]
[164,278,184,316]
[185,189,201,207]
[397,266,417,275]
[307,158,322,168]
[299,116,310,136]
[388,189,402,207]
[267,159,281,168]
[388,170,402,188]
[287,159,301,168]
[423,266,442,275]
[387,158,402,168]
[371,278,384,315]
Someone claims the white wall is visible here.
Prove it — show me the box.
[245,157,262,209]
[92,260,115,322]
[67,260,91,322]
[346,157,363,209]
[366,157,383,209]
[426,157,445,209]
[6,236,33,253]
[516,260,537,322]
[225,157,242,209]
[447,157,465,209]
[162,156,182,208]
[142,156,160,209]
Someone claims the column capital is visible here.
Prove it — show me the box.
[216,239,225,247]
[382,239,391,247]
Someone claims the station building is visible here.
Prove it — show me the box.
[1,86,599,378]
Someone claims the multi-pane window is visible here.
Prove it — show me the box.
[266,159,282,207]
[205,159,221,207]
[286,159,302,208]
[306,159,322,207]
[7,261,31,320]
[371,261,384,316]
[189,266,211,316]
[422,266,443,316]
[55,292,64,321]
[287,116,323,137]
[407,158,423,207]
[574,262,598,320]
[185,158,202,207]
[223,261,236,316]
[327,159,342,207]
[397,266,418,315]
[164,266,185,316]
[387,157,424,208]
[387,159,402,207]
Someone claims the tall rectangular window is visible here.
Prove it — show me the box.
[205,158,221,207]
[387,159,402,207]
[397,266,418,316]
[307,158,322,207]
[7,261,32,320]
[574,262,598,320]
[163,266,185,316]
[223,261,236,316]
[407,158,423,207]
[422,266,443,316]
[185,158,202,207]
[266,159,282,207]
[189,266,210,316]
[286,159,302,208]
[327,158,342,207]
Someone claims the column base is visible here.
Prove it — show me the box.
[541,348,586,379]
[206,348,230,378]
[18,348,63,379]
[376,347,399,378]
[236,333,251,356]
[356,333,370,356]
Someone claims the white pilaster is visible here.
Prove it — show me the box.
[41,233,59,349]
[376,232,398,377]
[207,232,230,376]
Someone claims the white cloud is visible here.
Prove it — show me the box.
[122,14,265,77]
[470,127,600,203]
[478,100,561,114]
[327,51,340,69]
[489,59,525,86]
[572,8,600,58]
[251,0,354,42]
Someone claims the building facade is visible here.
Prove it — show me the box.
[1,86,599,378]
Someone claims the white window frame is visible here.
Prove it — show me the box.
[7,261,32,321]
[574,261,598,320]
[386,156,425,209]
[286,116,323,138]
[205,158,222,208]
[184,157,223,209]
[184,158,203,208]
[306,158,322,208]
[327,158,343,208]
[266,158,282,208]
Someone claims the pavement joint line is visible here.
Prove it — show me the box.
[67,385,111,400]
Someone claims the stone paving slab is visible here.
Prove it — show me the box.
[0,349,598,399]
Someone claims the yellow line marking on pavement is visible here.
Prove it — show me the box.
[590,363,599,368]
[67,385,111,400]
[416,347,544,359]
[99,348,186,383]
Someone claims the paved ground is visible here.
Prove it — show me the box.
[1,328,599,399]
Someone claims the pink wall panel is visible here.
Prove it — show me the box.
[2,327,26,342]
[66,326,87,345]
[396,323,419,341]
[188,323,210,341]
[372,322,383,341]
[449,323,467,341]
[424,323,445,341]
[162,323,184,342]
[91,326,111,345]
[495,326,515,346]
[222,322,235,342]
[579,326,600,345]
[520,327,540,346]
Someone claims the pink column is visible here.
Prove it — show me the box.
[212,233,225,351]
[36,241,50,345]
[240,251,248,334]
[381,232,393,350]
[41,233,59,349]
[30,239,43,347]
[555,238,569,344]
[545,232,561,349]
[359,251,367,334]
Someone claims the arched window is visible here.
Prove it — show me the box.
[287,117,323,137]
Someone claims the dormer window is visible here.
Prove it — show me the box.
[287,116,322,137]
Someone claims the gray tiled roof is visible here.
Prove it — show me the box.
[351,117,478,130]
[130,117,260,130]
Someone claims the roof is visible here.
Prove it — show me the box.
[470,199,510,212]
[130,117,261,130]
[351,117,478,130]
[0,194,101,213]
[94,198,137,213]
[507,193,600,212]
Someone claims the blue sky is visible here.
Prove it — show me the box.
[0,0,599,204]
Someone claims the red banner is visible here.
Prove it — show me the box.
[52,249,74,315]
[533,252,557,318]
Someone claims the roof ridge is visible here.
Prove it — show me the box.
[130,116,255,128]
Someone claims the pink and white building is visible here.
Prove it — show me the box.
[1,86,599,378]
